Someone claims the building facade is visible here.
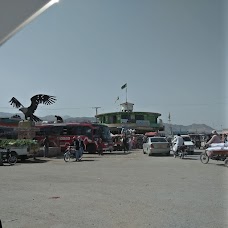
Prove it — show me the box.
[96,102,164,134]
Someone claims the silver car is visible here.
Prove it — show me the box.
[143,137,170,156]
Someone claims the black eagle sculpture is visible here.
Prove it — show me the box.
[9,94,56,122]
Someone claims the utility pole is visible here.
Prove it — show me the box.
[92,107,101,123]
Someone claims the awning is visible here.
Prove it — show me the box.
[145,132,158,137]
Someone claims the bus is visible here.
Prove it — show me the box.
[34,122,113,153]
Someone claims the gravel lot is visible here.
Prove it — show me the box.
[0,149,227,228]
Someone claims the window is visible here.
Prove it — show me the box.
[182,136,191,141]
[113,115,117,123]
[135,114,144,120]
[150,137,167,142]
[121,114,129,119]
[94,126,111,141]
[66,126,92,139]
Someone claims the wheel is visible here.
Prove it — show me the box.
[200,152,209,164]
[64,153,71,162]
[10,151,18,158]
[8,155,17,165]
[225,159,228,167]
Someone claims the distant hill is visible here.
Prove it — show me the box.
[163,123,213,134]
[0,112,213,134]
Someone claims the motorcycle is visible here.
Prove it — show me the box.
[63,146,83,162]
[173,145,187,159]
[200,144,228,166]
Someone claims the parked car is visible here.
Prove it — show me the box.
[143,137,170,156]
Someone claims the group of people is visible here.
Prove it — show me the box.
[172,130,226,155]
[42,135,86,161]
[42,129,227,159]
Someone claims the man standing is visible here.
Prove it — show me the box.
[122,136,128,153]
[78,136,85,160]
[97,138,103,156]
[73,136,85,161]
[43,136,49,158]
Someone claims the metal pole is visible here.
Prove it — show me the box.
[92,107,101,123]
[126,86,127,103]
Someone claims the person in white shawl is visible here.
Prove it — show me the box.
[172,134,184,155]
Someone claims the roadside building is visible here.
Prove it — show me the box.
[96,102,164,134]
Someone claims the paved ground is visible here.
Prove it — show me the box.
[0,149,227,228]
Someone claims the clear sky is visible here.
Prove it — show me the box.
[0,0,227,130]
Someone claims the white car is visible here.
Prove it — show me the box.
[181,135,195,155]
[143,137,170,156]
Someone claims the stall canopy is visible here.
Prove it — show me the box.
[145,132,158,137]
[0,0,58,46]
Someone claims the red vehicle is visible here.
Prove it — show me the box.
[34,122,113,153]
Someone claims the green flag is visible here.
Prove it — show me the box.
[121,83,127,89]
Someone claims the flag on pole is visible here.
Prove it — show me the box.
[121,83,127,89]
[115,96,120,103]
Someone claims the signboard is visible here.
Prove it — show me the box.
[0,0,58,46]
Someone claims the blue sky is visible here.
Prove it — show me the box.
[0,0,227,130]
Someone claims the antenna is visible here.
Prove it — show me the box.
[92,107,101,122]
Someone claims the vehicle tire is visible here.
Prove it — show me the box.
[64,153,71,162]
[10,151,18,158]
[8,155,17,165]
[200,152,209,164]
[224,159,228,167]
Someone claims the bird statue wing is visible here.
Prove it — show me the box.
[9,97,23,108]
[28,94,56,113]
[55,115,63,122]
